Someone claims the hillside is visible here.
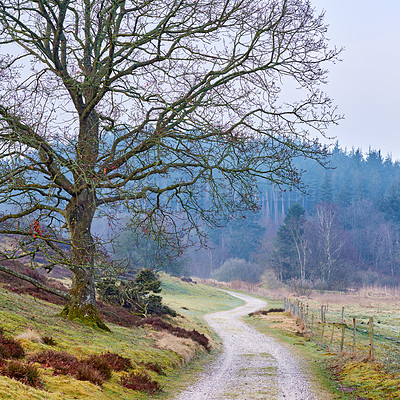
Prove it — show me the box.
[0,273,243,399]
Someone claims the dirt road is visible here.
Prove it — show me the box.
[175,291,328,400]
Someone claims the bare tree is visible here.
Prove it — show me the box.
[313,203,345,286]
[0,0,341,328]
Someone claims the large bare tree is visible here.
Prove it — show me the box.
[0,0,340,328]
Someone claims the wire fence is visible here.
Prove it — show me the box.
[284,298,400,372]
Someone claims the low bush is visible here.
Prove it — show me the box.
[28,350,115,385]
[143,362,165,375]
[28,350,78,375]
[1,360,42,388]
[249,308,285,316]
[41,336,57,346]
[120,371,162,394]
[97,269,176,318]
[100,352,132,372]
[136,317,210,350]
[0,336,25,359]
[75,362,104,386]
[82,355,112,380]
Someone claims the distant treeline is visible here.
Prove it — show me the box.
[186,145,400,288]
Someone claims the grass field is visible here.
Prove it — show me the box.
[0,274,243,400]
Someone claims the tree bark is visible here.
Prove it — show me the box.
[60,110,109,330]
[61,188,110,330]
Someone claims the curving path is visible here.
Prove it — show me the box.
[174,291,322,400]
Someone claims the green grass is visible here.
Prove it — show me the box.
[0,275,243,399]
[161,274,244,340]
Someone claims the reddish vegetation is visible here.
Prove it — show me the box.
[249,308,285,316]
[0,336,25,359]
[142,361,165,375]
[28,350,79,375]
[97,301,141,327]
[0,360,42,388]
[136,317,210,350]
[28,350,136,386]
[81,355,112,380]
[28,350,108,385]
[74,362,105,385]
[120,371,162,394]
[99,352,132,372]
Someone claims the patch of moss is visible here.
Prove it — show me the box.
[337,360,400,399]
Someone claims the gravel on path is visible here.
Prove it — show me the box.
[174,291,324,400]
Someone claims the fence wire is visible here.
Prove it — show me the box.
[284,298,400,373]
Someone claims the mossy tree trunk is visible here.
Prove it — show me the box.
[60,111,110,331]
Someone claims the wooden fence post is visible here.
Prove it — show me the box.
[321,305,324,323]
[369,317,374,360]
[329,324,335,349]
[310,314,314,340]
[341,307,345,324]
[305,305,309,331]
[353,318,356,352]
[340,323,345,352]
[321,321,326,346]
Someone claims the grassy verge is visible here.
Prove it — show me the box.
[244,299,350,400]
[246,298,400,400]
[0,275,243,399]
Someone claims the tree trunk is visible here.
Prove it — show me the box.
[60,110,109,330]
[61,189,109,330]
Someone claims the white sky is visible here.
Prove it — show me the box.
[311,0,400,161]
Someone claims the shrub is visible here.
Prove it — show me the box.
[120,371,161,394]
[136,317,210,350]
[1,360,42,388]
[82,355,112,380]
[0,336,25,359]
[143,362,165,375]
[75,363,104,386]
[96,269,176,317]
[28,351,113,385]
[28,350,78,375]
[41,336,57,346]
[100,352,132,372]
[249,308,285,316]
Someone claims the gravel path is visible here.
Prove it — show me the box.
[174,291,321,400]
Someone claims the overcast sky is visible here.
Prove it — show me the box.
[311,0,400,161]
